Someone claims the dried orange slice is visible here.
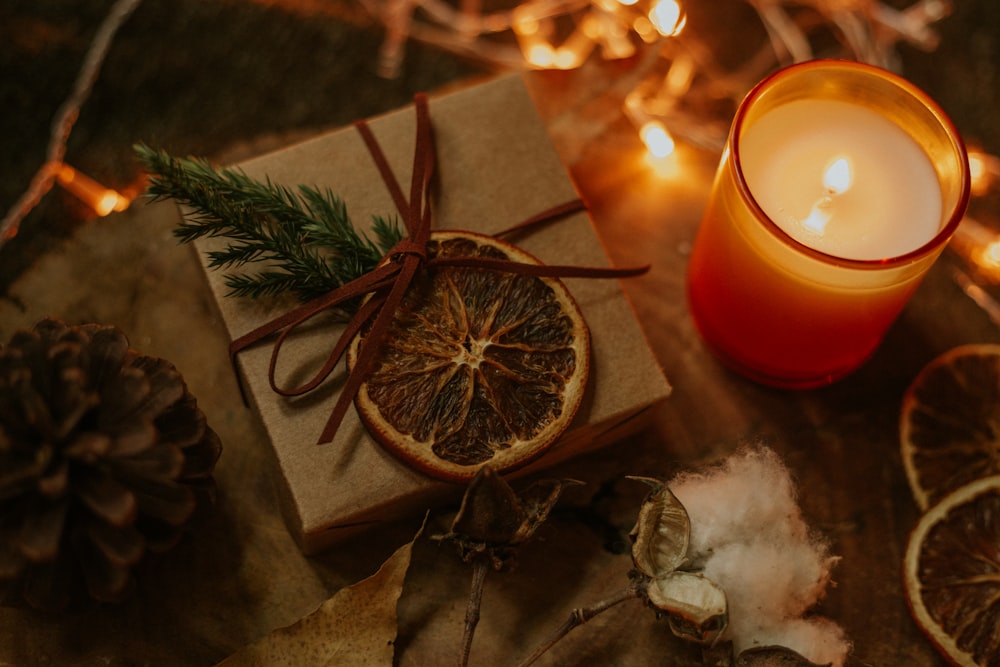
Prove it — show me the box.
[903,475,1000,666]
[900,344,1000,511]
[347,231,590,482]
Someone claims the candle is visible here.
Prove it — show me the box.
[687,60,970,388]
[743,100,942,260]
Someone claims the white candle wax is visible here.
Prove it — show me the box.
[740,99,943,261]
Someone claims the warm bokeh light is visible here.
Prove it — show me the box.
[56,163,130,216]
[967,149,998,196]
[649,0,686,37]
[981,240,1000,268]
[527,43,555,67]
[553,48,579,69]
[640,121,675,158]
[512,17,539,36]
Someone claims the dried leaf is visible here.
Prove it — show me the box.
[217,526,422,667]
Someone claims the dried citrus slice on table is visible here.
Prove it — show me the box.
[347,231,590,482]
[903,475,1000,666]
[900,344,1000,511]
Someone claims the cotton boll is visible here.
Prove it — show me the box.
[699,540,835,625]
[668,445,852,666]
[743,616,853,667]
[670,447,807,557]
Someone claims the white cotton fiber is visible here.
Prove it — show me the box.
[668,445,852,666]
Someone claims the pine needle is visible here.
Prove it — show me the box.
[135,144,403,309]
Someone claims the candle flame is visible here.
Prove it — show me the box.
[823,157,852,195]
[802,157,851,235]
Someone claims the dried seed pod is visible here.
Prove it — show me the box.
[628,476,690,578]
[647,570,728,645]
[437,465,579,567]
[736,645,832,666]
[0,318,222,610]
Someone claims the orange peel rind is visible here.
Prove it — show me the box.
[903,475,1000,666]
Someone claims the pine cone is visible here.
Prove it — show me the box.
[0,318,222,610]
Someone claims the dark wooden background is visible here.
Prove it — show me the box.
[3,1,1000,664]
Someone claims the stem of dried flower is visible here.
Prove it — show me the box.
[518,577,644,667]
[459,559,491,667]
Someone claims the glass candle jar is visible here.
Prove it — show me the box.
[687,59,970,388]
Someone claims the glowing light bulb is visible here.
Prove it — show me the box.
[981,239,1000,269]
[513,18,540,36]
[527,43,555,67]
[553,48,578,69]
[640,121,675,158]
[55,164,130,217]
[968,149,997,195]
[649,0,686,37]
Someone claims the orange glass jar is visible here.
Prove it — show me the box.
[687,60,970,388]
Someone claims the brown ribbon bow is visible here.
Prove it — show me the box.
[230,93,649,445]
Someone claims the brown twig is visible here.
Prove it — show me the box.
[459,557,491,667]
[518,577,644,667]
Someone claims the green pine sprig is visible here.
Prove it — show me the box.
[135,144,402,311]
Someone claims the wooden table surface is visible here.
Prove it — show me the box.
[3,3,1000,665]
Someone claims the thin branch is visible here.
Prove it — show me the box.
[518,577,643,667]
[459,558,491,667]
[0,0,144,247]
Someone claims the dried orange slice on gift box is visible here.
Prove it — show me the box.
[903,475,1000,666]
[899,344,1000,511]
[347,231,590,482]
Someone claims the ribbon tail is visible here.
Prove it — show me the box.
[493,198,587,239]
[431,256,651,279]
[317,257,421,443]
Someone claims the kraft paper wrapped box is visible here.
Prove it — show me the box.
[190,74,671,553]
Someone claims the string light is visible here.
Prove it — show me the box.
[0,0,143,247]
[361,0,953,168]
[648,0,685,37]
[968,147,1000,196]
[639,121,675,158]
[981,240,1000,270]
[55,164,131,217]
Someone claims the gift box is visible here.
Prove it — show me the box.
[190,74,671,553]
